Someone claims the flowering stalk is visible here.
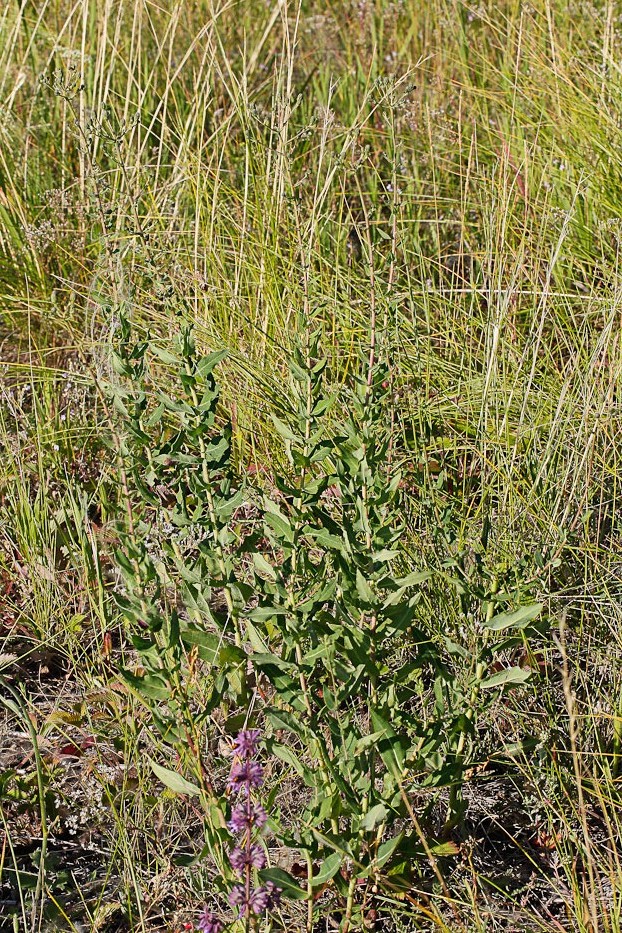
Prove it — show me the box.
[227,730,280,930]
[197,729,281,933]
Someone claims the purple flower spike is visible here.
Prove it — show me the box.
[227,802,267,833]
[227,805,250,834]
[223,727,281,924]
[197,907,224,933]
[249,887,270,915]
[228,884,247,910]
[231,729,262,759]
[252,803,268,828]
[230,844,267,874]
[227,759,264,793]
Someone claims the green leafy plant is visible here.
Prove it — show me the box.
[244,330,457,930]
[107,310,545,930]
[106,314,252,887]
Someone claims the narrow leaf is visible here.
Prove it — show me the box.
[394,571,432,587]
[258,867,307,900]
[360,803,388,831]
[197,349,228,376]
[356,569,375,604]
[377,832,404,867]
[148,758,201,796]
[370,710,405,780]
[480,667,531,689]
[270,414,299,442]
[252,552,277,582]
[484,603,542,632]
[313,852,343,886]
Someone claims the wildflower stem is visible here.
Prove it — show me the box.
[446,578,498,826]
[184,361,242,647]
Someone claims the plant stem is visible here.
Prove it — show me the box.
[446,578,498,825]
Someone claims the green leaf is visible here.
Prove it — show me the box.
[203,436,229,463]
[180,626,222,663]
[244,619,270,653]
[443,637,468,658]
[266,707,311,739]
[218,643,247,666]
[270,414,299,442]
[156,391,194,414]
[148,758,201,796]
[111,352,132,376]
[214,488,245,519]
[484,603,542,632]
[272,744,316,786]
[258,867,307,900]
[248,606,288,622]
[252,654,306,710]
[145,401,166,427]
[119,668,170,701]
[289,360,308,382]
[264,501,294,543]
[370,710,405,780]
[309,827,354,860]
[112,394,129,417]
[394,570,433,587]
[197,349,228,376]
[313,852,343,885]
[353,731,386,755]
[479,667,531,689]
[360,803,388,831]
[356,569,375,604]
[252,552,277,582]
[308,528,346,551]
[372,549,400,563]
[150,345,181,365]
[376,832,404,867]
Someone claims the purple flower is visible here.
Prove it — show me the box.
[250,884,282,915]
[249,887,270,915]
[263,881,282,910]
[229,846,246,874]
[222,727,281,923]
[252,804,268,828]
[227,805,250,834]
[229,844,266,874]
[228,884,247,910]
[228,884,276,917]
[227,803,267,834]
[196,907,224,933]
[231,729,262,759]
[249,845,267,869]
[227,760,264,793]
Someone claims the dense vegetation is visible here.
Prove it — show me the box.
[1,1,622,930]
